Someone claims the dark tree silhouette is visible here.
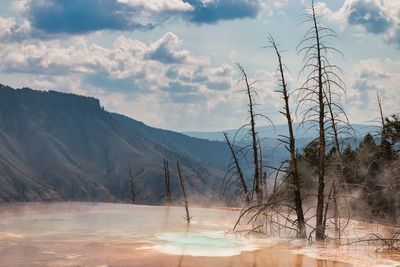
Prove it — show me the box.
[296,0,346,240]
[269,35,306,238]
[222,132,250,204]
[237,64,264,204]
[128,165,135,204]
[163,159,172,204]
[177,161,191,224]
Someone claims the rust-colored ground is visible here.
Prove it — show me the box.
[0,239,349,267]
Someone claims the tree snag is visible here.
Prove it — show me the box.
[163,159,172,204]
[238,63,263,205]
[222,132,250,204]
[296,0,345,240]
[128,165,135,204]
[269,35,307,238]
[177,161,191,224]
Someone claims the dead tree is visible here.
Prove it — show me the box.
[233,176,303,238]
[231,60,297,236]
[163,159,172,204]
[378,92,385,131]
[238,64,263,205]
[269,35,307,238]
[377,91,386,149]
[258,137,267,198]
[296,0,345,240]
[377,92,392,160]
[346,231,400,252]
[222,132,250,204]
[128,165,135,204]
[325,82,353,236]
[177,161,191,224]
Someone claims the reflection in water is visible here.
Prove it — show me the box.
[0,203,351,267]
[177,223,189,267]
[252,251,257,267]
[295,254,304,267]
[178,254,184,267]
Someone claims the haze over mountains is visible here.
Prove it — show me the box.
[0,84,380,203]
[184,119,379,167]
[184,123,378,142]
[0,84,231,203]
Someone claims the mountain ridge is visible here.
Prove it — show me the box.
[0,84,230,203]
[183,123,379,142]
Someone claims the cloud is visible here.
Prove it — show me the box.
[0,0,268,38]
[313,2,334,18]
[317,0,400,47]
[206,80,231,91]
[0,16,32,41]
[0,32,236,105]
[118,0,193,13]
[165,81,197,93]
[359,68,389,80]
[385,22,400,46]
[0,0,292,41]
[145,32,190,64]
[28,0,154,34]
[0,27,285,131]
[85,73,135,92]
[346,0,392,34]
[182,0,260,24]
[353,79,376,91]
[169,92,207,103]
[346,58,400,122]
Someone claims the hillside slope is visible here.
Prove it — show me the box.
[0,84,230,203]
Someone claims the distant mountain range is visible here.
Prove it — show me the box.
[0,84,231,203]
[184,123,379,142]
[184,120,379,167]
[0,83,380,203]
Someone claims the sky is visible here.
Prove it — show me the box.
[0,0,399,132]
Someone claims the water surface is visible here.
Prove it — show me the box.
[0,203,351,267]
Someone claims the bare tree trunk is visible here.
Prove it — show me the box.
[223,132,250,204]
[332,180,339,233]
[378,92,385,131]
[377,92,391,160]
[177,161,191,224]
[238,64,263,205]
[323,185,333,234]
[326,95,340,233]
[163,159,172,204]
[325,89,349,235]
[310,3,327,241]
[269,36,307,238]
[128,165,135,204]
[259,138,267,199]
[298,0,346,240]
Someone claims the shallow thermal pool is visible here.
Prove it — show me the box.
[0,203,353,266]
